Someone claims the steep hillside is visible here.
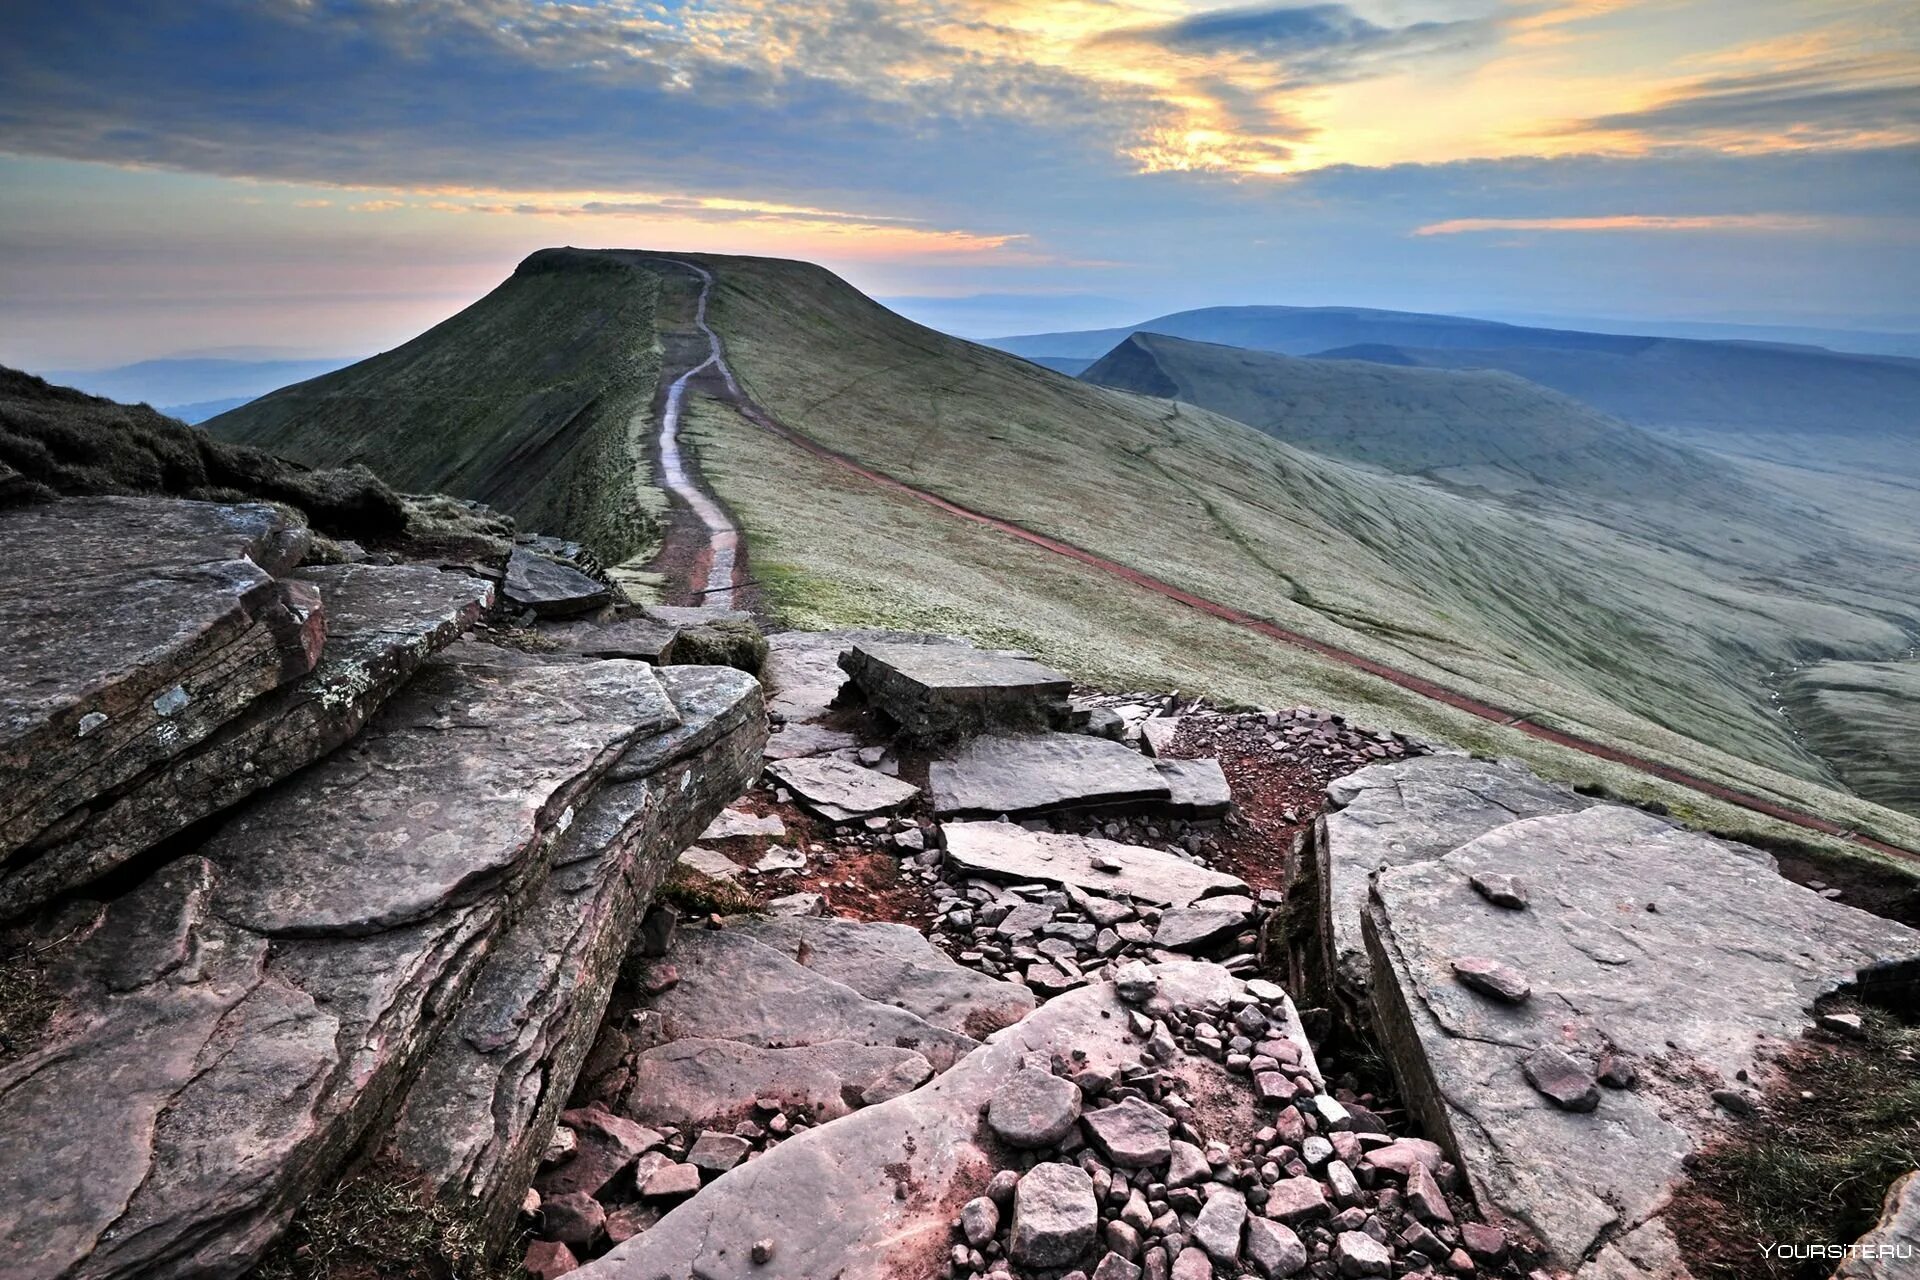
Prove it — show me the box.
[1078,331,1735,507]
[209,249,673,562]
[994,305,1920,479]
[1780,658,1920,813]
[222,249,1920,850]
[1320,340,1920,481]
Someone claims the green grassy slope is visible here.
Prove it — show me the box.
[1780,658,1920,814]
[208,249,673,562]
[1079,331,1734,505]
[685,254,1918,810]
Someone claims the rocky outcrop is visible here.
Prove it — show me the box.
[1359,795,1920,1277]
[0,560,492,915]
[0,497,320,880]
[504,546,615,617]
[0,648,703,1280]
[838,641,1073,741]
[380,664,766,1247]
[1308,755,1593,1015]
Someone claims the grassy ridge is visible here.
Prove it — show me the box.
[209,248,670,563]
[690,255,1916,804]
[685,392,1920,865]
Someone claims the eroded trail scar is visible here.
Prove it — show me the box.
[657,260,741,607]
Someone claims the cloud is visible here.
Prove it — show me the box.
[1414,213,1833,235]
[1568,53,1920,148]
[348,199,404,212]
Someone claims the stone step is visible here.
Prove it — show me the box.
[0,496,320,866]
[0,647,687,1280]
[929,731,1172,819]
[0,561,493,916]
[1361,799,1920,1276]
[381,663,765,1250]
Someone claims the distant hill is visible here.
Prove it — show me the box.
[42,357,355,411]
[992,305,1920,480]
[1078,332,1739,509]
[209,250,672,562]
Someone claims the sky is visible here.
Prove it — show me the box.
[1,0,1916,369]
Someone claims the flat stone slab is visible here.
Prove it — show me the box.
[1155,757,1233,818]
[1,562,493,916]
[729,915,1036,1037]
[0,649,681,1280]
[701,806,787,841]
[626,1038,933,1131]
[943,821,1249,908]
[929,732,1171,818]
[678,847,745,881]
[1362,801,1920,1275]
[839,641,1072,742]
[640,927,981,1071]
[577,963,1241,1280]
[0,496,317,863]
[765,756,919,823]
[542,616,680,663]
[1317,755,1593,1008]
[504,547,612,617]
[382,664,764,1245]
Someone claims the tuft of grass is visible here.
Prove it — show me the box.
[657,862,760,916]
[1674,1008,1920,1280]
[254,1169,521,1280]
[0,944,59,1063]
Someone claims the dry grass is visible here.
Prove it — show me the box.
[254,1169,521,1280]
[1672,1008,1920,1280]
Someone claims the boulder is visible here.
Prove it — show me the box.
[989,1067,1084,1147]
[0,648,684,1280]
[1313,755,1593,1011]
[0,497,318,870]
[943,821,1248,908]
[1362,801,1920,1276]
[575,963,1241,1280]
[838,641,1073,742]
[1081,1096,1176,1167]
[928,732,1171,818]
[380,664,764,1245]
[504,547,612,617]
[1011,1162,1099,1267]
[764,756,919,823]
[1,561,493,916]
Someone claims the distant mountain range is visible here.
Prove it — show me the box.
[993,305,1920,480]
[38,357,356,423]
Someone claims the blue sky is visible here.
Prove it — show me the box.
[1,0,1915,367]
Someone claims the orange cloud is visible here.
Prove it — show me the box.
[1414,213,1832,235]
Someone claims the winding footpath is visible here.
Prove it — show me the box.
[655,261,742,607]
[664,261,1916,863]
